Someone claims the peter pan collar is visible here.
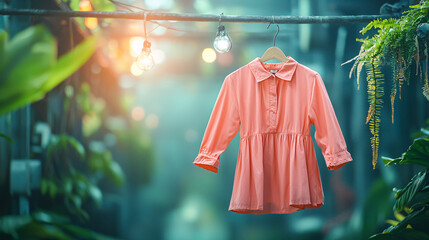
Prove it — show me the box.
[248,57,298,82]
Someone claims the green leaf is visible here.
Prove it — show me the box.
[61,224,117,240]
[382,156,402,166]
[370,229,429,240]
[0,25,51,76]
[394,170,429,211]
[0,30,9,69]
[62,178,73,195]
[0,214,32,238]
[409,4,421,9]
[88,149,125,186]
[69,0,80,11]
[0,35,56,98]
[32,211,70,225]
[401,139,429,168]
[0,133,13,144]
[47,134,86,161]
[105,157,125,187]
[69,194,82,209]
[18,221,73,240]
[0,25,97,116]
[62,135,86,159]
[88,184,103,206]
[91,0,116,12]
[74,176,89,198]
[383,138,429,168]
[48,180,58,198]
[41,35,97,91]
[406,208,429,235]
[385,206,429,234]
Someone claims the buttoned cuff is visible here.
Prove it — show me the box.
[324,149,352,170]
[193,152,219,173]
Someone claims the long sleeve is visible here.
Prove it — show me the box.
[309,73,352,170]
[193,75,240,173]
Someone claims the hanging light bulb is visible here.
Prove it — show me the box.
[213,13,232,53]
[135,13,155,71]
[136,40,155,71]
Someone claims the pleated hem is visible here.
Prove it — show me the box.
[228,202,324,214]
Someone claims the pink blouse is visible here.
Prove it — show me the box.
[194,57,352,214]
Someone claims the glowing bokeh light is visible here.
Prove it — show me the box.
[144,0,173,9]
[80,0,98,30]
[130,62,144,76]
[136,52,155,71]
[131,106,145,121]
[152,49,165,64]
[130,37,144,57]
[202,48,216,63]
[213,35,232,53]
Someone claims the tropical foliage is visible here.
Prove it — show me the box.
[0,23,123,239]
[0,25,96,116]
[369,119,429,239]
[0,210,115,240]
[41,134,125,221]
[345,1,429,168]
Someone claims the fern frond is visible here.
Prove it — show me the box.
[423,83,429,101]
[357,61,365,90]
[366,104,375,124]
[397,53,406,100]
[390,57,398,124]
[346,46,366,90]
[425,41,428,101]
[391,78,397,124]
[415,36,421,77]
[365,57,384,169]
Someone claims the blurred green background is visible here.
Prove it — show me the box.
[0,0,429,240]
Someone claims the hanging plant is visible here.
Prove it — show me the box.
[344,1,429,169]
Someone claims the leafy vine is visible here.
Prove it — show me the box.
[344,1,429,168]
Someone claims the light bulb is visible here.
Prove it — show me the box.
[213,25,232,53]
[136,40,155,71]
[136,53,154,71]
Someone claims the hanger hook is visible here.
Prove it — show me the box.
[274,24,279,47]
[266,16,279,47]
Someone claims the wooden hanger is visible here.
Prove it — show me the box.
[260,17,289,63]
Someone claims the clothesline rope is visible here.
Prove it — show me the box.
[0,9,396,24]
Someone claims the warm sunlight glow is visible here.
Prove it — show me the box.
[152,27,167,36]
[152,49,165,64]
[130,37,144,57]
[131,106,145,121]
[202,48,216,63]
[130,62,144,76]
[80,0,98,30]
[136,52,155,71]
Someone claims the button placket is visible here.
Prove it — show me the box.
[269,75,277,129]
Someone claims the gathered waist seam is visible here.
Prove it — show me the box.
[241,132,311,139]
